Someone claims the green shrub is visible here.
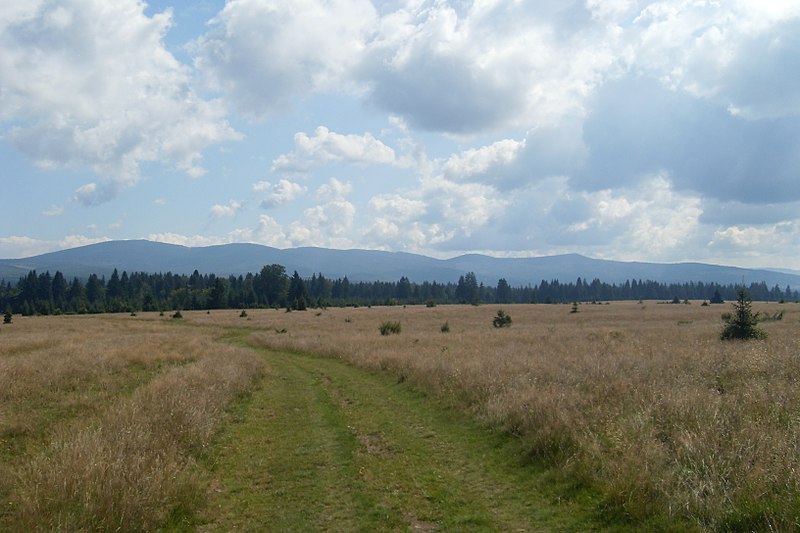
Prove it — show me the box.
[172,310,183,319]
[3,310,12,324]
[759,310,784,322]
[379,321,402,336]
[570,302,579,314]
[440,321,450,333]
[492,309,512,328]
[239,310,248,318]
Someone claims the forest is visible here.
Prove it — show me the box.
[0,264,797,316]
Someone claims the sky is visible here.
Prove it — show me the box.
[1,0,799,269]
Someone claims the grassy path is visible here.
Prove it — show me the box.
[199,334,602,532]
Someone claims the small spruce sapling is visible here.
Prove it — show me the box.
[721,289,766,340]
[493,309,512,328]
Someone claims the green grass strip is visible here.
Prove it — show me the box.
[200,337,605,531]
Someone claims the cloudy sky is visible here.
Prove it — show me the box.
[2,0,799,269]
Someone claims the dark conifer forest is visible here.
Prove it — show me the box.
[1,264,796,316]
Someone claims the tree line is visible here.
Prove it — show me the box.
[0,265,797,316]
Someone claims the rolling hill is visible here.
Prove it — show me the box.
[1,240,799,289]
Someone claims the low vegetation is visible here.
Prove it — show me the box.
[379,320,402,336]
[721,289,767,340]
[3,301,798,530]
[233,301,800,530]
[492,309,512,327]
[0,316,262,531]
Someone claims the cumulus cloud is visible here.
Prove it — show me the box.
[0,235,110,259]
[707,221,800,268]
[315,177,352,202]
[72,182,121,207]
[150,214,293,249]
[630,1,800,119]
[43,205,64,217]
[357,1,618,133]
[0,0,240,204]
[209,200,243,219]
[284,178,357,248]
[442,139,525,180]
[191,0,377,119]
[272,126,400,174]
[254,179,307,208]
[368,194,426,222]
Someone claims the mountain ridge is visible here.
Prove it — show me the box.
[1,240,799,289]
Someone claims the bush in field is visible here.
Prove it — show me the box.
[441,321,450,333]
[379,321,402,335]
[570,302,579,314]
[172,310,183,319]
[3,309,12,324]
[492,309,512,328]
[240,310,248,318]
[721,289,766,340]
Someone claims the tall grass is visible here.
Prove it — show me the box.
[1,315,262,532]
[215,302,800,529]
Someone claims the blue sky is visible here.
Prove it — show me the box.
[2,0,799,269]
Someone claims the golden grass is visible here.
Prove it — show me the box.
[0,315,262,532]
[198,302,800,529]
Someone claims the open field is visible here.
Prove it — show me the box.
[1,300,799,530]
[0,316,263,531]
[200,300,800,530]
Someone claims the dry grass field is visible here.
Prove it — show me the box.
[1,301,798,530]
[201,300,800,530]
[0,315,263,531]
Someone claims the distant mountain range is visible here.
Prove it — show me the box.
[1,240,799,289]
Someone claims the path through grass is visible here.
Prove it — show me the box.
[200,333,604,531]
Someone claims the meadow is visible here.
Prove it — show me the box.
[0,316,263,531]
[1,300,798,530]
[212,300,800,530]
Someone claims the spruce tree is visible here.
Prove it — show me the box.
[721,289,766,340]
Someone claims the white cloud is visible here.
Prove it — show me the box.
[315,177,352,202]
[43,205,64,217]
[630,1,800,119]
[442,138,525,180]
[192,0,378,119]
[544,175,705,261]
[0,235,110,259]
[368,194,426,222]
[272,126,399,173]
[72,182,120,207]
[358,1,619,133]
[226,215,292,248]
[254,179,307,208]
[710,222,800,251]
[279,177,357,248]
[0,0,240,204]
[209,200,243,219]
[423,176,507,237]
[150,214,293,249]
[147,233,224,248]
